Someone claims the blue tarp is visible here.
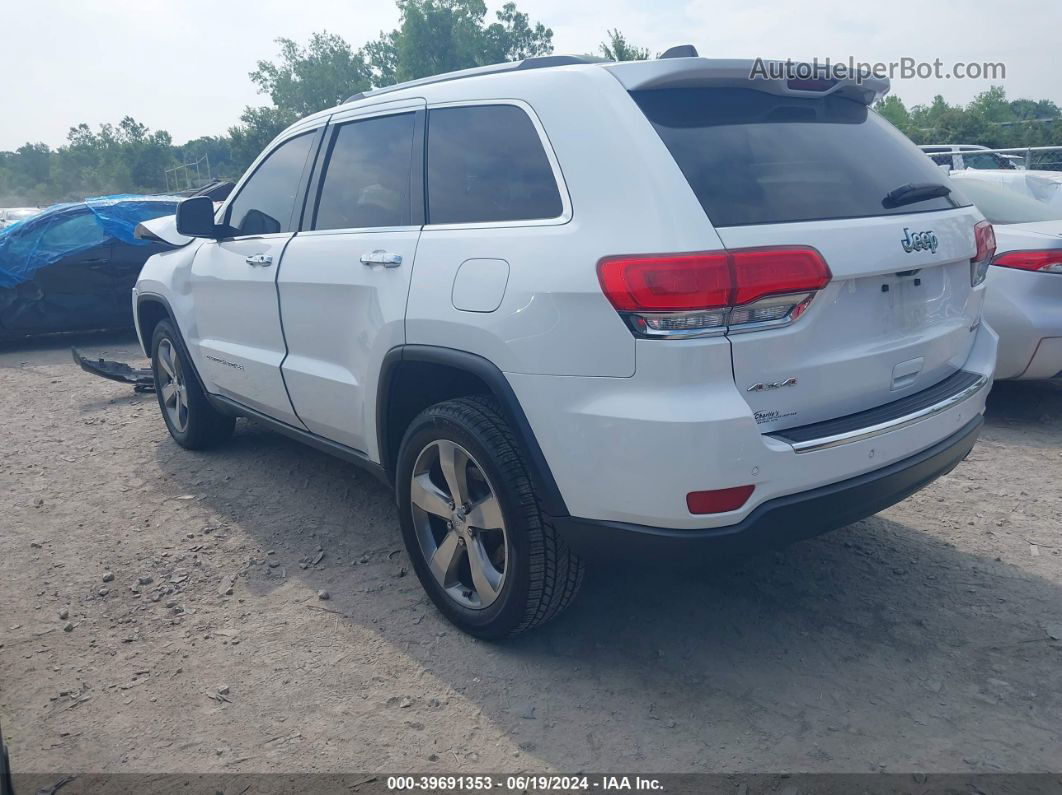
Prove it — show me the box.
[0,194,180,288]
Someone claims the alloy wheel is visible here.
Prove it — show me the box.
[156,338,189,433]
[409,439,508,609]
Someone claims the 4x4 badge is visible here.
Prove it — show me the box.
[747,377,798,392]
[901,227,938,254]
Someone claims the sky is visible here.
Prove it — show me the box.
[2,0,1060,151]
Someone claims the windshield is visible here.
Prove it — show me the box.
[950,178,1062,224]
[962,152,1015,170]
[632,88,966,227]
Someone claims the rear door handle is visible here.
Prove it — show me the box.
[245,254,273,267]
[360,250,402,267]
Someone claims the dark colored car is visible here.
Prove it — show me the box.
[0,195,180,337]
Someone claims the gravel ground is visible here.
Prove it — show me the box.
[1,331,1060,775]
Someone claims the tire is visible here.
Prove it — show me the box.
[151,319,235,450]
[396,395,584,639]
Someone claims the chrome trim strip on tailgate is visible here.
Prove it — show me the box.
[772,374,990,454]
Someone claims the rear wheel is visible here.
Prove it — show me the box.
[151,319,235,450]
[396,396,583,638]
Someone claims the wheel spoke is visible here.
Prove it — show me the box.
[467,536,501,606]
[436,440,469,506]
[429,530,464,588]
[411,473,452,518]
[158,344,175,378]
[466,494,503,531]
[160,382,178,406]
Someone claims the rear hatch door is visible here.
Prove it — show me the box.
[631,81,986,431]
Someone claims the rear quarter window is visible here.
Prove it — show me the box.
[633,87,967,227]
[426,104,563,225]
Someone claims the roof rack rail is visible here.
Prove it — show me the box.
[344,54,606,104]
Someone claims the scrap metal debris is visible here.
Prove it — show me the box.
[71,348,154,392]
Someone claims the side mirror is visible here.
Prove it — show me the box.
[175,196,220,238]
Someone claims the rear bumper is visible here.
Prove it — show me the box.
[508,321,996,529]
[554,416,982,559]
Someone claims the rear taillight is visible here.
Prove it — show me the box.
[597,246,831,339]
[970,221,996,286]
[993,249,1062,274]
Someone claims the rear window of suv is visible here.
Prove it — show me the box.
[632,88,967,227]
[427,104,563,225]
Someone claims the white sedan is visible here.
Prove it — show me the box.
[950,172,1062,380]
[0,207,39,230]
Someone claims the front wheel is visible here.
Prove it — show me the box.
[151,319,235,450]
[396,396,584,639]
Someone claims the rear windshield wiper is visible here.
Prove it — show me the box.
[882,182,952,209]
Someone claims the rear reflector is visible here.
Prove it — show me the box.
[993,249,1062,274]
[686,485,755,514]
[598,246,830,338]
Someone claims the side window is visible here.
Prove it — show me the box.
[427,105,563,225]
[313,113,415,231]
[41,211,105,250]
[226,132,316,236]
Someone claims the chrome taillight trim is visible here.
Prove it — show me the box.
[624,292,817,340]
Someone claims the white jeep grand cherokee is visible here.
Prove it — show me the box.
[134,51,998,638]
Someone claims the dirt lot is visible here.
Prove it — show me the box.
[1,331,1060,775]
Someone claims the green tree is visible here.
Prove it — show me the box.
[599,29,650,61]
[250,32,371,116]
[227,105,299,174]
[483,2,554,63]
[363,0,553,85]
[874,95,911,133]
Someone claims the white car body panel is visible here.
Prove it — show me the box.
[188,234,302,425]
[136,214,191,247]
[983,221,1062,379]
[949,171,1062,380]
[718,209,985,430]
[135,55,998,533]
[509,323,994,527]
[279,227,421,454]
[949,168,1062,208]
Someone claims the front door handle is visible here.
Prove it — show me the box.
[245,253,273,267]
[360,250,402,268]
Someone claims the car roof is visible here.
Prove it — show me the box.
[286,50,890,133]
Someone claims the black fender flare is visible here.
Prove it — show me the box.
[377,345,570,518]
[134,293,213,398]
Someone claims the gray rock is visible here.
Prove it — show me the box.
[58,607,69,620]
[317,590,330,600]
[102,572,115,583]
[217,685,230,695]
[137,575,153,586]
[63,622,73,632]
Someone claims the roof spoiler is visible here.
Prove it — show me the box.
[606,57,889,105]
